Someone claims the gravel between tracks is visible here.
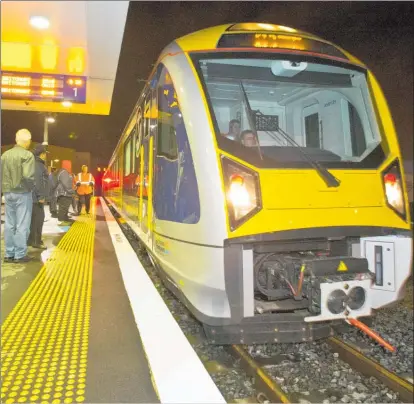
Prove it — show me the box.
[119,220,412,403]
[249,341,402,403]
[341,278,413,379]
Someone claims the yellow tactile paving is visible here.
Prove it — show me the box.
[1,200,96,404]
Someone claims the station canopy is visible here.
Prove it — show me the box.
[1,1,129,115]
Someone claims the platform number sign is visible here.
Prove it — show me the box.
[1,71,87,104]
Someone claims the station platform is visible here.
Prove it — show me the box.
[1,198,225,404]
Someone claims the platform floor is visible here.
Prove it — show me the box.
[1,198,225,404]
[1,200,157,403]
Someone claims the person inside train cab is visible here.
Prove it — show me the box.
[74,165,95,215]
[240,130,259,147]
[223,119,241,141]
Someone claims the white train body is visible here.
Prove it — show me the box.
[104,23,412,344]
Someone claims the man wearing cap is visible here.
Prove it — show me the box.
[1,129,35,263]
[28,144,50,249]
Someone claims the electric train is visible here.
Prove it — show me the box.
[103,23,412,345]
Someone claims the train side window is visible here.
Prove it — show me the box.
[131,127,137,173]
[154,65,200,224]
[124,136,132,176]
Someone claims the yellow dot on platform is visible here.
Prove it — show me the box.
[52,400,61,404]
[30,396,39,402]
[76,396,85,403]
[6,398,15,404]
[64,398,73,404]
[18,397,27,403]
[42,394,51,400]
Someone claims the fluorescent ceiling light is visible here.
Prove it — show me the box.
[62,101,73,108]
[30,16,50,30]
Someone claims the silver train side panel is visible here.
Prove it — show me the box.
[150,43,232,322]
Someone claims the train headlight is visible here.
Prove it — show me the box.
[383,161,406,218]
[228,175,251,209]
[221,157,261,230]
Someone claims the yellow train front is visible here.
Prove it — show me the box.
[104,23,412,344]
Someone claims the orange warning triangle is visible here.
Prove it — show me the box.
[337,261,348,272]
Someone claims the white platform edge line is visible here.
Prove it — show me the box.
[100,197,226,404]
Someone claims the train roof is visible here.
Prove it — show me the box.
[166,22,363,66]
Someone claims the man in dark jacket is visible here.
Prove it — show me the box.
[48,167,58,218]
[1,129,35,262]
[28,145,50,249]
[55,160,75,226]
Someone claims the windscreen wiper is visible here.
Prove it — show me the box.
[239,82,263,160]
[254,109,341,188]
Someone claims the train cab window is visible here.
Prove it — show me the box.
[192,54,384,169]
[153,65,200,224]
[348,102,367,157]
[303,104,321,148]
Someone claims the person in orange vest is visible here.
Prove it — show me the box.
[74,165,95,215]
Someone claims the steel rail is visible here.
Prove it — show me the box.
[230,345,292,403]
[328,336,414,403]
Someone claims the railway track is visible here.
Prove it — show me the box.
[108,203,413,404]
[230,337,414,403]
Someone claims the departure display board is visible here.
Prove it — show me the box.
[1,71,87,103]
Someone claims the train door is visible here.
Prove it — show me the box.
[139,89,157,245]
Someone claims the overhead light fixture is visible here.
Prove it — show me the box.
[46,116,55,123]
[62,101,72,108]
[30,16,50,30]
[54,159,60,162]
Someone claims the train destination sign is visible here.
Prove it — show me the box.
[1,71,87,104]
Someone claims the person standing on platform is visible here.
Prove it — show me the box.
[94,167,103,197]
[55,161,75,226]
[28,145,49,249]
[48,167,59,218]
[74,165,95,215]
[1,129,35,262]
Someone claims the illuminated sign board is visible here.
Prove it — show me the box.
[1,71,87,103]
[217,33,347,59]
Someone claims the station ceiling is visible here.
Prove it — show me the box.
[1,1,129,115]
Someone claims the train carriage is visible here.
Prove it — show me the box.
[103,23,412,344]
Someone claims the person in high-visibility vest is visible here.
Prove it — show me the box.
[74,165,95,215]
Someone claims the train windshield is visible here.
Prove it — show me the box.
[191,53,386,169]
